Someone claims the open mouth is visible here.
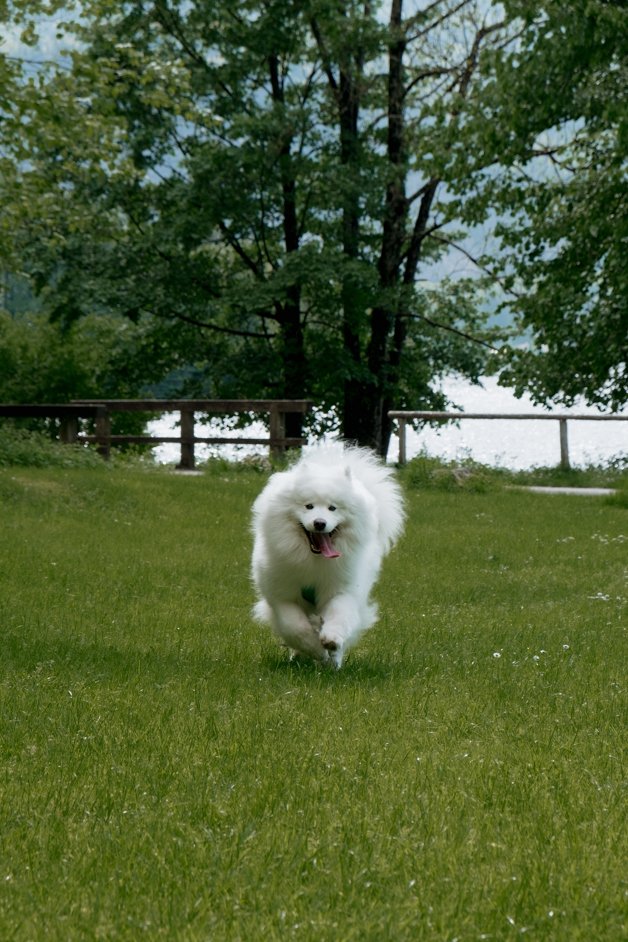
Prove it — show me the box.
[302,526,341,559]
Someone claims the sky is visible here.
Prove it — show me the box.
[3,12,77,60]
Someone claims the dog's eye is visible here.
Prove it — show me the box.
[305,503,314,510]
[328,505,337,512]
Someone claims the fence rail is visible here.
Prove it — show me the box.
[388,411,628,469]
[1,399,313,468]
[0,403,111,454]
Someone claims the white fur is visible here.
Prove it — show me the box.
[251,443,405,668]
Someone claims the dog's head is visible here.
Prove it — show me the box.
[290,463,373,559]
[295,492,344,558]
[254,453,378,560]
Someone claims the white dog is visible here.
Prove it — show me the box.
[251,443,405,667]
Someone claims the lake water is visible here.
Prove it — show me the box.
[148,375,627,470]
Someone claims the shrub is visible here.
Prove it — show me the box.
[400,453,497,492]
[0,426,104,468]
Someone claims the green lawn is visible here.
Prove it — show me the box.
[0,466,626,941]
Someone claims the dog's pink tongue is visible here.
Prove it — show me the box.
[316,533,341,559]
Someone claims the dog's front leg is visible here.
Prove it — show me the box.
[319,594,369,668]
[270,601,329,663]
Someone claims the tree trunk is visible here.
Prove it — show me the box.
[280,287,308,441]
[270,53,307,443]
[365,0,407,457]
[338,59,371,445]
[310,13,377,447]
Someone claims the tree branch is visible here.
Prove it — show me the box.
[403,65,457,99]
[456,20,506,102]
[152,1,205,69]
[405,0,473,43]
[6,55,71,71]
[428,232,521,298]
[404,177,440,285]
[152,0,248,110]
[217,221,264,279]
[403,310,499,351]
[142,305,271,339]
[309,17,339,99]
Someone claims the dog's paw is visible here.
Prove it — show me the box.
[328,647,344,669]
[319,623,340,651]
[319,632,344,669]
[288,646,331,667]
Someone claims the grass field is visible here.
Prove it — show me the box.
[0,465,626,941]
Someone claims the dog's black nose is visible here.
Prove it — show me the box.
[313,518,327,531]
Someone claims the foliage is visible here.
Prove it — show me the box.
[0,467,626,939]
[3,1,624,442]
[0,307,202,437]
[400,450,628,491]
[0,310,123,403]
[400,453,497,492]
[608,480,628,509]
[0,0,509,454]
[0,424,103,467]
[454,0,628,410]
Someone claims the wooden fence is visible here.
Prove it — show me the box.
[4,402,624,470]
[388,411,628,470]
[0,403,110,453]
[0,399,313,469]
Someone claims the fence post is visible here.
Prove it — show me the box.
[178,408,195,470]
[95,406,111,460]
[60,416,78,444]
[559,418,570,471]
[269,404,286,460]
[397,418,407,466]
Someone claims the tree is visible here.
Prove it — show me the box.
[1,1,507,455]
[452,0,627,411]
